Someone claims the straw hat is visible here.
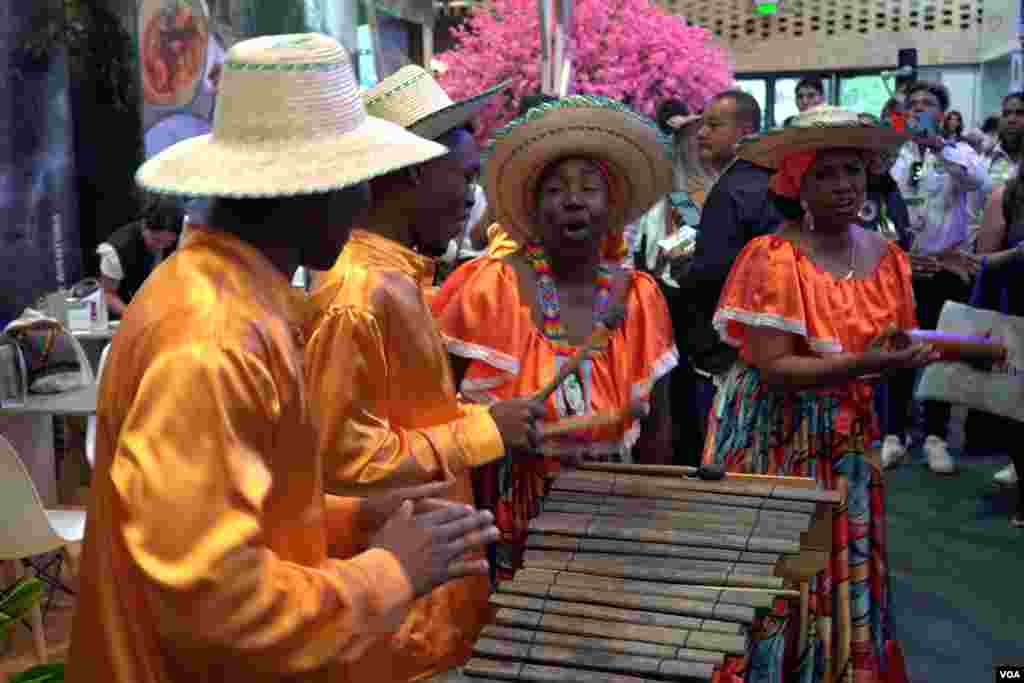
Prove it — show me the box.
[136,34,448,198]
[737,105,909,169]
[362,65,509,140]
[485,95,673,243]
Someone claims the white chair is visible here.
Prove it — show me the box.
[0,434,87,663]
[85,341,112,469]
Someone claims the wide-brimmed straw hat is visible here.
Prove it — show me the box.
[485,95,673,243]
[363,65,509,140]
[136,34,448,197]
[737,105,909,169]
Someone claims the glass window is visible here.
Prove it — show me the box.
[774,77,832,127]
[734,79,767,131]
[839,75,894,120]
[357,25,378,87]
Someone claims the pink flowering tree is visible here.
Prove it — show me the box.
[438,0,734,141]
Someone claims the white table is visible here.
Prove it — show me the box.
[0,384,98,506]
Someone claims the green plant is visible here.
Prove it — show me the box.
[0,577,44,631]
[7,663,65,683]
[1,577,65,682]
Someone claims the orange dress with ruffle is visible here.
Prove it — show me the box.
[432,256,678,576]
[703,234,917,683]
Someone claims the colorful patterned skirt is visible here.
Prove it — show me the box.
[703,362,904,683]
[473,455,553,581]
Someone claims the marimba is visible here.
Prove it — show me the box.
[456,463,840,683]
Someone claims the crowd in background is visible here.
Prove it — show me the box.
[99,74,1024,525]
[65,32,1024,683]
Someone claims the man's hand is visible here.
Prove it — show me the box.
[490,398,545,451]
[909,253,941,277]
[914,135,947,152]
[552,438,601,468]
[868,324,913,352]
[936,249,980,282]
[355,480,456,537]
[370,498,499,597]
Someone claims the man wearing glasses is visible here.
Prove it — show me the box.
[891,81,988,475]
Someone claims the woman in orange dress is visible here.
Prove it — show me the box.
[702,107,940,683]
[432,96,678,579]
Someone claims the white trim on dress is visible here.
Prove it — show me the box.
[443,335,521,374]
[713,307,844,354]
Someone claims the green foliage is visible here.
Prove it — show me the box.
[0,577,44,631]
[7,663,65,683]
[0,579,64,682]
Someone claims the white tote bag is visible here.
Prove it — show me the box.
[915,301,1024,423]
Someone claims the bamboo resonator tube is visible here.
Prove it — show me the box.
[907,329,1008,362]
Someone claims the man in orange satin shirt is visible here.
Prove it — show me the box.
[66,35,501,683]
[304,66,545,682]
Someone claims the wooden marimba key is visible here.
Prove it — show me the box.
[457,464,840,683]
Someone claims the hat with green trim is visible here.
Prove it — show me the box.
[362,64,509,141]
[136,33,448,198]
[484,95,673,242]
[737,105,909,169]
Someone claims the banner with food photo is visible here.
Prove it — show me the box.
[139,0,226,160]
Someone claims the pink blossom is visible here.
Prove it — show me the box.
[437,0,734,142]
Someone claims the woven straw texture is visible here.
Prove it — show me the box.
[363,65,508,141]
[738,105,910,169]
[137,34,447,197]
[484,95,673,243]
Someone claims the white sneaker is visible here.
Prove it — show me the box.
[881,435,907,469]
[924,435,956,474]
[994,463,1018,486]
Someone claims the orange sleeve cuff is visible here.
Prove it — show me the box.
[455,408,506,469]
[335,548,415,633]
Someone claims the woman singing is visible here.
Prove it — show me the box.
[703,106,939,683]
[432,96,678,579]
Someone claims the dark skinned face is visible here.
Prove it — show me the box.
[300,183,371,270]
[799,149,867,227]
[532,157,612,257]
[409,128,481,257]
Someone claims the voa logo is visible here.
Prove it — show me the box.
[999,670,1021,679]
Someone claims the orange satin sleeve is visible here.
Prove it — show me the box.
[305,304,504,494]
[102,344,413,675]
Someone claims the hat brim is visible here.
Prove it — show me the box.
[738,125,910,169]
[136,115,448,198]
[486,102,673,244]
[408,80,510,141]
[667,113,703,131]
